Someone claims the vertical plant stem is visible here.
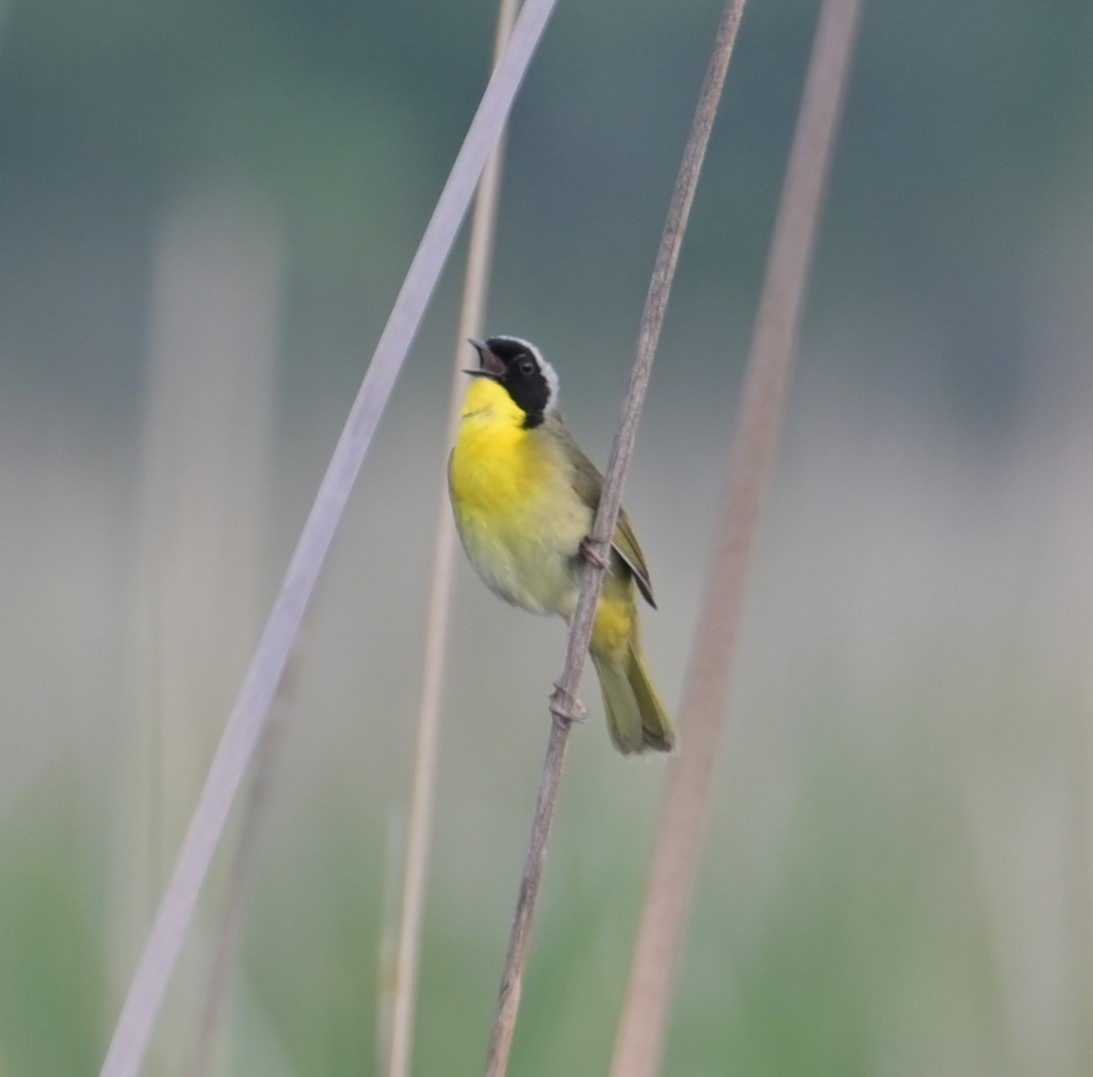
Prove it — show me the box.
[482,714,571,1077]
[482,3,747,1073]
[98,5,560,1075]
[608,2,865,1075]
[383,4,521,1076]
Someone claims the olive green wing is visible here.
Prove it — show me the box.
[561,423,657,609]
[611,507,657,609]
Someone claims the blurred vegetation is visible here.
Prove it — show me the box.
[2,0,1091,410]
[1,0,1091,1074]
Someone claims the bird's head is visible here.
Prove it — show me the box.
[466,336,559,428]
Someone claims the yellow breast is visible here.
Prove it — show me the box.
[449,378,591,616]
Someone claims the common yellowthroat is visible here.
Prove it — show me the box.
[448,335,675,754]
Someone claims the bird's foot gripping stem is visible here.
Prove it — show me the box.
[579,534,609,570]
[550,682,588,727]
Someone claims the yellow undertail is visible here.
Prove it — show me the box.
[591,642,676,755]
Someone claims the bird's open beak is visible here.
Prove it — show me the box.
[464,338,504,379]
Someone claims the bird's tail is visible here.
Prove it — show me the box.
[592,642,676,755]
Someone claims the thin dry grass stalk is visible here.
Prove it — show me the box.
[193,5,521,1052]
[482,3,748,1073]
[377,810,407,1072]
[383,3,522,1076]
[98,4,561,1074]
[608,2,865,1074]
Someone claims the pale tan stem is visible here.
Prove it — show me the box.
[98,4,560,1074]
[609,2,865,1074]
[382,4,521,1077]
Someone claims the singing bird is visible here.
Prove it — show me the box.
[448,335,675,754]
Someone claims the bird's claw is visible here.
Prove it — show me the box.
[550,682,588,726]
[579,535,609,570]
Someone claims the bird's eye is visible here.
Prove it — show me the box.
[518,357,536,376]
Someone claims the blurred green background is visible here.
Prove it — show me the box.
[1,0,1091,1074]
